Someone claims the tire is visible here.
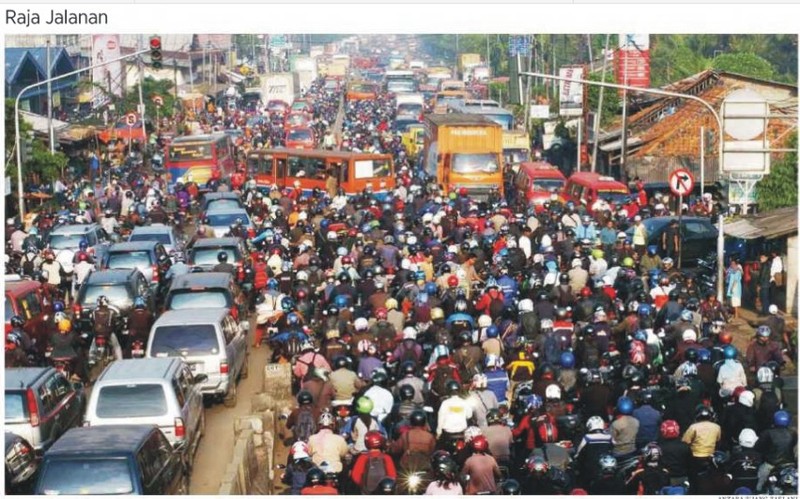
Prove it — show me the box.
[240,353,249,379]
[223,380,238,408]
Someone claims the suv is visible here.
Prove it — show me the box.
[564,172,631,213]
[5,279,54,357]
[44,223,111,275]
[625,216,719,266]
[5,367,86,453]
[84,358,206,468]
[186,237,248,274]
[147,308,248,407]
[5,432,38,494]
[34,425,188,495]
[203,208,253,238]
[128,224,183,254]
[102,241,173,301]
[164,272,246,321]
[73,269,154,332]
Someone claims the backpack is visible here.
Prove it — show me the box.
[21,253,36,276]
[362,454,388,494]
[541,332,561,366]
[398,339,420,365]
[415,300,432,324]
[402,432,432,471]
[294,408,317,442]
[285,335,304,357]
[431,365,456,397]
[488,291,505,319]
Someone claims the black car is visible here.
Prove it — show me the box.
[102,241,173,303]
[34,425,188,495]
[73,269,155,332]
[5,432,38,494]
[626,216,718,265]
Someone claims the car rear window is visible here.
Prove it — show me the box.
[129,233,172,245]
[190,247,238,266]
[39,458,134,495]
[151,325,219,356]
[4,392,27,422]
[168,290,230,310]
[95,384,168,418]
[80,284,130,307]
[206,200,240,211]
[107,251,152,270]
[206,213,250,227]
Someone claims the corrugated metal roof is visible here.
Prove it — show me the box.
[4,48,44,82]
[723,207,798,240]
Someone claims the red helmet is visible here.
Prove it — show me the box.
[375,307,388,320]
[719,331,733,345]
[296,289,307,300]
[660,420,680,440]
[471,435,489,452]
[364,430,386,450]
[459,187,468,196]
[580,287,592,298]
[447,275,459,288]
[348,228,358,237]
[271,247,282,255]
[342,256,353,265]
[254,253,264,262]
[77,253,89,262]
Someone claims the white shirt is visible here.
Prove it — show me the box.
[519,235,532,259]
[363,386,394,423]
[437,396,474,436]
[771,256,783,278]
[74,261,94,286]
[717,360,747,397]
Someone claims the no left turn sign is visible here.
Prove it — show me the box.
[669,168,695,197]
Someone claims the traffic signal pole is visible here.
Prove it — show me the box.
[14,48,148,219]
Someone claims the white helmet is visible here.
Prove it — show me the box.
[769,304,779,315]
[682,329,697,342]
[464,426,483,442]
[738,390,755,408]
[506,238,517,248]
[472,374,488,389]
[300,340,315,352]
[400,258,411,270]
[586,416,605,432]
[327,231,338,241]
[354,318,369,331]
[478,315,492,328]
[518,299,534,313]
[318,412,335,427]
[422,213,433,224]
[756,366,774,384]
[738,428,758,448]
[403,327,417,340]
[291,441,310,459]
[296,270,309,282]
[545,384,562,400]
[540,319,554,331]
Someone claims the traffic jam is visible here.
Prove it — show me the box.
[4,34,797,496]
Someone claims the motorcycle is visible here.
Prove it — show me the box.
[331,399,352,433]
[130,338,146,359]
[45,347,74,380]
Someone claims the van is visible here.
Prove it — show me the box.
[34,425,188,495]
[84,358,206,467]
[564,172,631,213]
[514,161,567,210]
[164,271,245,319]
[146,308,248,407]
[5,280,54,356]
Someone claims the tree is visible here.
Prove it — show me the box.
[712,52,775,80]
[120,77,178,121]
[755,132,797,211]
[587,70,620,126]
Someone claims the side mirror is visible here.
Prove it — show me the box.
[193,373,209,384]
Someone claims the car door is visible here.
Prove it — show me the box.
[176,367,201,454]
[137,431,175,494]
[682,220,716,263]
[223,315,244,377]
[51,373,81,429]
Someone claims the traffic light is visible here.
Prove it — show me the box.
[149,36,163,69]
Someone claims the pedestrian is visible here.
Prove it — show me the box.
[726,257,743,319]
[756,253,772,315]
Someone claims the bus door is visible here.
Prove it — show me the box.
[286,154,327,196]
[328,159,347,196]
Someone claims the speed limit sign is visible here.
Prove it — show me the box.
[153,95,164,107]
[125,113,137,126]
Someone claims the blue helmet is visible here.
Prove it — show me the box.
[319,219,330,231]
[560,351,575,369]
[638,303,653,317]
[286,312,300,326]
[634,330,647,342]
[133,296,146,309]
[723,345,738,360]
[486,325,499,338]
[617,396,634,415]
[334,294,350,309]
[267,278,279,291]
[53,301,65,313]
[774,410,791,428]
[281,296,296,312]
[526,394,543,411]
[424,282,437,295]
[647,245,658,255]
[415,270,426,282]
[697,348,712,363]
[498,248,509,258]
[79,239,88,251]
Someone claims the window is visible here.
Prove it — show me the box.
[179,368,193,400]
[276,158,286,178]
[206,213,251,228]
[354,159,391,179]
[172,379,186,408]
[190,247,238,267]
[107,251,152,270]
[531,179,565,192]
[5,297,15,322]
[151,325,219,356]
[53,374,72,398]
[85,231,98,246]
[452,153,499,174]
[168,142,213,162]
[80,284,130,307]
[96,384,168,418]
[39,458,134,495]
[249,154,273,176]
[331,161,347,183]
[168,290,230,310]
[685,221,713,236]
[20,293,40,320]
[38,376,62,415]
[287,156,325,178]
[130,233,172,245]
[4,392,27,422]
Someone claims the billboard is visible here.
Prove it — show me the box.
[617,33,650,89]
[558,65,585,117]
[91,35,123,109]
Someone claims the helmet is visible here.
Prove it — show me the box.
[599,454,618,474]
[712,450,730,468]
[723,345,738,360]
[681,363,698,378]
[133,296,146,309]
[719,331,734,345]
[471,435,489,452]
[305,467,325,486]
[527,455,549,475]
[486,325,499,338]
[409,410,427,427]
[286,312,300,326]
[334,356,348,370]
[680,309,693,322]
[580,287,592,298]
[586,416,605,432]
[217,251,228,263]
[698,348,712,364]
[297,390,313,405]
[660,420,681,439]
[57,318,71,332]
[622,257,634,267]
[375,307,388,320]
[371,370,389,387]
[518,299,533,313]
[642,442,663,467]
[486,409,502,425]
[558,351,576,369]
[501,478,521,495]
[376,477,396,494]
[434,456,458,481]
[318,412,335,428]
[403,326,417,340]
[616,396,634,415]
[757,366,775,384]
[682,329,697,342]
[356,396,374,415]
[431,308,445,321]
[79,239,88,251]
[647,245,658,255]
[385,298,398,310]
[10,315,25,328]
[774,410,791,428]
[545,384,562,401]
[757,325,772,338]
[291,441,310,460]
[695,405,714,421]
[97,295,110,307]
[445,379,461,396]
[364,430,386,449]
[684,348,699,363]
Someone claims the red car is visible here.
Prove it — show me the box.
[266,99,290,115]
[285,127,316,149]
[284,112,311,131]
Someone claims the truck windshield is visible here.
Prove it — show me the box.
[532,179,565,192]
[452,153,499,174]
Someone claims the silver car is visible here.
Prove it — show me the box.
[203,208,252,238]
[128,223,183,253]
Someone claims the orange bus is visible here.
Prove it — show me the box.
[346,81,379,101]
[246,148,395,199]
[165,133,235,186]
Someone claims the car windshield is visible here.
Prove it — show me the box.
[168,142,213,162]
[80,284,130,307]
[96,384,168,418]
[206,213,250,227]
[452,153,499,173]
[48,233,85,250]
[504,150,529,165]
[5,297,14,322]
[107,251,152,270]
[4,392,26,422]
[129,233,172,245]
[190,247,238,266]
[287,129,312,141]
[168,290,230,310]
[597,190,630,205]
[532,179,565,192]
[205,200,241,211]
[151,325,219,356]
[38,458,134,495]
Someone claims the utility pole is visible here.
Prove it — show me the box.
[591,34,610,172]
[46,38,55,154]
[620,68,629,180]
[137,35,146,142]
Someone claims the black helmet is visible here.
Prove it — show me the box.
[400,361,416,377]
[445,379,461,396]
[501,479,522,495]
[333,356,348,370]
[399,384,415,401]
[695,405,714,421]
[338,272,351,284]
[486,408,502,425]
[668,289,680,301]
[217,251,228,263]
[371,370,388,387]
[305,467,324,486]
[684,348,699,363]
[409,410,427,427]
[434,456,458,480]
[376,478,396,495]
[297,390,313,405]
[10,315,25,328]
[559,273,569,285]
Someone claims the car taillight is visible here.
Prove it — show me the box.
[174,417,185,439]
[220,362,229,374]
[230,306,239,321]
[27,389,39,427]
[237,263,244,281]
[152,264,159,283]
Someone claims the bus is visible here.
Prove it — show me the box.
[384,70,417,94]
[450,99,515,130]
[164,133,235,186]
[246,148,395,198]
[346,81,380,101]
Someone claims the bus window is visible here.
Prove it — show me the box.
[276,159,286,178]
[259,155,273,175]
[246,156,259,174]
[288,156,326,178]
[330,161,347,183]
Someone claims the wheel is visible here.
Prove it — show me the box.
[240,353,249,379]
[223,380,238,408]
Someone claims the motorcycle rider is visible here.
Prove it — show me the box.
[462,435,501,495]
[213,251,236,275]
[47,315,88,382]
[126,296,153,358]
[308,412,349,475]
[754,410,797,491]
[92,295,123,362]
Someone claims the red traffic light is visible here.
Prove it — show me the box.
[149,36,161,50]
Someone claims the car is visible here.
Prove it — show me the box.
[164,272,246,321]
[5,280,54,357]
[84,358,206,468]
[5,432,38,494]
[147,308,248,407]
[72,269,154,332]
[284,112,311,130]
[266,99,290,115]
[200,191,246,213]
[285,126,316,149]
[128,224,183,254]
[102,241,173,301]
[33,425,188,495]
[625,216,719,266]
[290,100,313,116]
[44,223,111,275]
[4,367,86,454]
[186,237,249,274]
[564,172,631,213]
[203,208,253,238]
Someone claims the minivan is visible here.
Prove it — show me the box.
[83,358,206,468]
[34,425,188,495]
[5,280,53,356]
[146,308,248,407]
[564,172,631,213]
[164,271,246,320]
[514,161,567,210]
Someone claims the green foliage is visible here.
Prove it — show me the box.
[587,71,620,126]
[28,143,68,184]
[120,77,177,120]
[711,53,775,80]
[755,132,798,211]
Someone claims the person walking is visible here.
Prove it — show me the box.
[726,257,743,319]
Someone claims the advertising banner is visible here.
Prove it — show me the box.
[558,65,585,117]
[91,35,123,109]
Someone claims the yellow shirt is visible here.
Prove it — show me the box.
[681,420,721,457]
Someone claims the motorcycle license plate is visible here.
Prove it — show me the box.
[132,349,144,356]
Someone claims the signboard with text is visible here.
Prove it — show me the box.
[558,65,585,117]
[617,33,651,90]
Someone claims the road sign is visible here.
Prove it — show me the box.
[152,95,164,106]
[669,168,695,197]
[125,113,137,126]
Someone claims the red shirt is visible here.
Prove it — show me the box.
[301,485,339,495]
[350,450,396,488]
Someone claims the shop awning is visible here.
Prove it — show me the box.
[723,207,798,240]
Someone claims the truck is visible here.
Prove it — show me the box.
[263,73,299,106]
[457,53,482,79]
[324,62,348,78]
[423,113,504,199]
[502,130,531,167]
